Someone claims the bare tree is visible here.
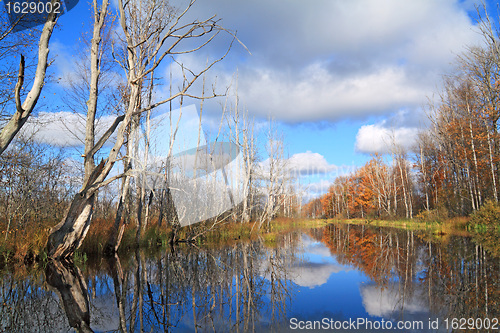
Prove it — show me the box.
[257,119,288,229]
[221,78,259,223]
[0,1,59,154]
[47,0,233,259]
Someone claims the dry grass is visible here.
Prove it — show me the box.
[326,216,471,236]
[79,217,115,255]
[0,216,325,263]
[0,221,52,262]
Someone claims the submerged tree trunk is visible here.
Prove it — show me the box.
[108,254,127,332]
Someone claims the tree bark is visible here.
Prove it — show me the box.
[105,158,132,254]
[46,0,109,259]
[47,192,95,259]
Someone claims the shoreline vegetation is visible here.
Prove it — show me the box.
[1,212,498,268]
[0,217,328,266]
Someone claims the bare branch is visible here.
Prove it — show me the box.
[14,55,25,113]
[84,114,125,158]
[0,0,59,155]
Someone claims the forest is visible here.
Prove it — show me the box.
[303,13,500,230]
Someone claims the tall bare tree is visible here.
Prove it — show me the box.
[47,0,233,258]
[0,1,59,154]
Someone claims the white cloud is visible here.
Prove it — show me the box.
[288,262,346,288]
[360,283,429,319]
[288,235,349,288]
[21,111,117,147]
[285,154,356,200]
[186,0,483,122]
[238,65,425,122]
[258,151,343,195]
[355,123,419,154]
[301,235,335,258]
[260,234,349,288]
[288,151,337,176]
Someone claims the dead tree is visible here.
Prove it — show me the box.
[0,0,59,154]
[47,0,234,259]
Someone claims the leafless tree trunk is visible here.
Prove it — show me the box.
[47,0,233,258]
[47,0,110,259]
[483,116,498,202]
[0,1,58,154]
[258,119,287,229]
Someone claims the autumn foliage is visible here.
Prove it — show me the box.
[303,154,414,219]
[305,53,500,224]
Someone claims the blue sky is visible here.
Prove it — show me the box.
[6,0,499,197]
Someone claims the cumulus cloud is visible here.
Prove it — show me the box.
[301,235,335,258]
[360,282,435,329]
[42,0,486,132]
[288,262,346,288]
[283,152,355,200]
[260,234,349,288]
[288,151,338,176]
[361,283,427,317]
[50,0,483,124]
[237,65,425,122]
[20,105,203,149]
[288,235,350,288]
[21,111,116,147]
[258,151,345,199]
[355,124,419,154]
[184,0,483,122]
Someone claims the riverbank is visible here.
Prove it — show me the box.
[0,217,328,266]
[323,217,471,235]
[2,215,497,266]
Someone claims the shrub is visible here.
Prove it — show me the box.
[468,200,500,229]
[415,206,448,223]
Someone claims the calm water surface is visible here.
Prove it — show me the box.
[0,224,499,332]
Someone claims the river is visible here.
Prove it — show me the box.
[0,223,498,332]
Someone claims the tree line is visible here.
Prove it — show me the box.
[304,10,500,222]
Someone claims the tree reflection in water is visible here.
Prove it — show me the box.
[45,260,93,333]
[315,224,500,327]
[0,226,498,332]
[101,236,299,332]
